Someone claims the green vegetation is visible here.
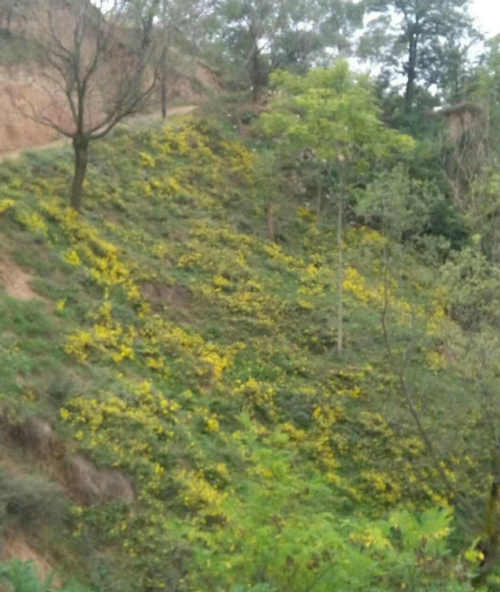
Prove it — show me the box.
[0,560,91,592]
[1,0,500,583]
[0,96,495,589]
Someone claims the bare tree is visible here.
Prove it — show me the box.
[156,0,212,118]
[122,0,211,119]
[14,0,159,210]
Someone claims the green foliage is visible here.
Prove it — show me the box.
[359,0,480,124]
[441,241,500,330]
[0,560,92,592]
[257,61,415,229]
[356,165,436,241]
[0,113,489,590]
[210,0,360,98]
[0,561,54,592]
[190,480,473,592]
[427,198,468,252]
[0,469,68,530]
[260,62,414,167]
[474,37,500,148]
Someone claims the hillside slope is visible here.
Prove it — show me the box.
[0,114,481,591]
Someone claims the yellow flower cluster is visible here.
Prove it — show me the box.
[234,378,276,417]
[361,470,402,503]
[310,405,344,481]
[175,469,228,512]
[263,242,304,274]
[64,249,82,266]
[343,266,386,307]
[0,199,15,215]
[41,198,139,296]
[62,378,179,476]
[346,225,387,249]
[140,315,245,382]
[16,210,48,237]
[66,299,137,363]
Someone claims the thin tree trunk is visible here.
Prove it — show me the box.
[404,29,418,115]
[160,44,168,119]
[378,220,478,522]
[379,251,460,507]
[251,47,262,103]
[71,135,89,211]
[160,0,168,119]
[337,183,344,355]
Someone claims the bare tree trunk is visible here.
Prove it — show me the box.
[336,186,344,355]
[160,0,168,119]
[71,135,89,212]
[160,44,168,119]
[404,28,418,115]
[251,46,263,103]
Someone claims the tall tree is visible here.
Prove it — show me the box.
[212,0,361,101]
[160,0,212,117]
[124,0,210,118]
[259,62,413,352]
[472,36,500,149]
[359,0,479,122]
[13,0,159,210]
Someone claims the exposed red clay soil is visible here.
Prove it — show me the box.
[1,532,54,580]
[66,454,135,506]
[0,68,61,154]
[0,53,215,159]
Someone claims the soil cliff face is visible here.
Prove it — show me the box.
[0,66,64,154]
[0,60,219,156]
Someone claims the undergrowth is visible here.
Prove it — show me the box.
[0,115,487,590]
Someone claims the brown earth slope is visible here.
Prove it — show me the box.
[0,60,217,156]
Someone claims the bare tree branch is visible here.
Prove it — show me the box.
[16,0,160,210]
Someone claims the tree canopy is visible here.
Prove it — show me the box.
[359,0,480,125]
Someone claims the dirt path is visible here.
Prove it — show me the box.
[0,105,197,164]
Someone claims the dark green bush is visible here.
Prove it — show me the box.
[0,560,93,592]
[0,469,68,530]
